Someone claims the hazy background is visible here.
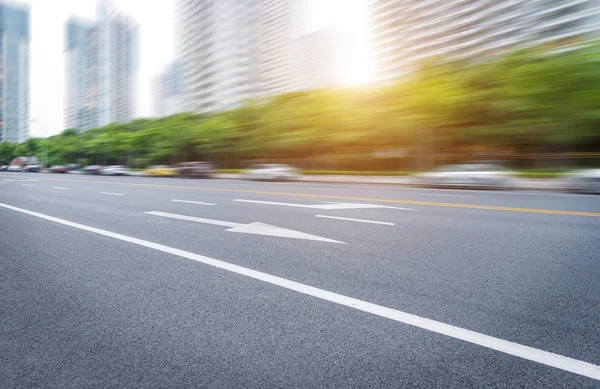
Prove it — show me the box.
[23,0,369,138]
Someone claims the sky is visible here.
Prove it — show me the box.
[23,0,369,138]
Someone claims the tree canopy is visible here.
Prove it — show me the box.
[2,44,600,170]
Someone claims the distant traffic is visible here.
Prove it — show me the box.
[1,159,599,193]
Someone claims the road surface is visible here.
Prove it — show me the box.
[1,172,599,388]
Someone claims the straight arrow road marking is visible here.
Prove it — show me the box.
[53,187,68,190]
[171,199,215,206]
[233,199,417,211]
[1,201,599,381]
[315,215,396,226]
[100,192,125,196]
[145,210,345,244]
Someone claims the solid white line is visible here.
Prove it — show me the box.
[99,192,124,196]
[171,199,215,206]
[145,211,239,228]
[234,199,314,208]
[233,199,418,211]
[315,215,396,225]
[1,204,599,381]
[53,187,68,190]
[22,184,34,187]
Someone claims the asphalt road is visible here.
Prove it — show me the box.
[1,172,599,388]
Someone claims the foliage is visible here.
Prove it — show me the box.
[4,44,600,170]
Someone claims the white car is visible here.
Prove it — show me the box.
[243,164,300,181]
[563,169,600,194]
[7,165,22,172]
[99,165,130,176]
[416,164,515,189]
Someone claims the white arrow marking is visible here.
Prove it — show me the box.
[145,211,345,244]
[233,199,417,211]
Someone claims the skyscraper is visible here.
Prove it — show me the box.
[289,26,345,91]
[64,17,92,130]
[64,0,138,131]
[257,0,294,97]
[0,1,30,143]
[152,61,182,117]
[177,0,262,113]
[370,0,600,84]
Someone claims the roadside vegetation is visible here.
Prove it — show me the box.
[1,43,599,174]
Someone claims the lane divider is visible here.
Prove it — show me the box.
[36,177,600,217]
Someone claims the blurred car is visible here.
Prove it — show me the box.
[50,165,68,173]
[67,164,81,171]
[563,169,600,194]
[175,162,215,178]
[145,165,176,177]
[23,164,42,172]
[242,164,300,181]
[82,165,103,175]
[415,163,514,189]
[100,165,130,176]
[0,165,7,171]
[7,165,22,172]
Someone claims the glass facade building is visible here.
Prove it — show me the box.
[0,1,29,143]
[64,0,138,132]
[370,0,600,84]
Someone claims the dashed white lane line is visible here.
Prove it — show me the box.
[22,184,34,187]
[53,187,68,190]
[171,199,215,206]
[0,201,598,382]
[99,192,125,196]
[315,215,396,226]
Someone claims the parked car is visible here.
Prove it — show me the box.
[145,165,176,177]
[50,165,68,173]
[175,162,215,178]
[0,165,7,171]
[24,164,42,172]
[242,164,300,181]
[415,164,515,189]
[7,165,22,172]
[67,164,81,171]
[82,165,103,175]
[563,169,600,194]
[100,165,130,176]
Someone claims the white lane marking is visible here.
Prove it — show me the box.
[171,199,215,206]
[1,202,599,382]
[99,192,125,196]
[3,179,39,182]
[53,187,68,190]
[233,199,417,211]
[315,215,396,226]
[22,184,34,187]
[145,211,344,243]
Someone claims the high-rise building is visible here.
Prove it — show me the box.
[177,0,262,113]
[257,0,295,97]
[289,26,345,91]
[64,17,92,130]
[0,1,30,143]
[152,61,182,117]
[176,0,349,111]
[64,0,138,131]
[370,0,600,84]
